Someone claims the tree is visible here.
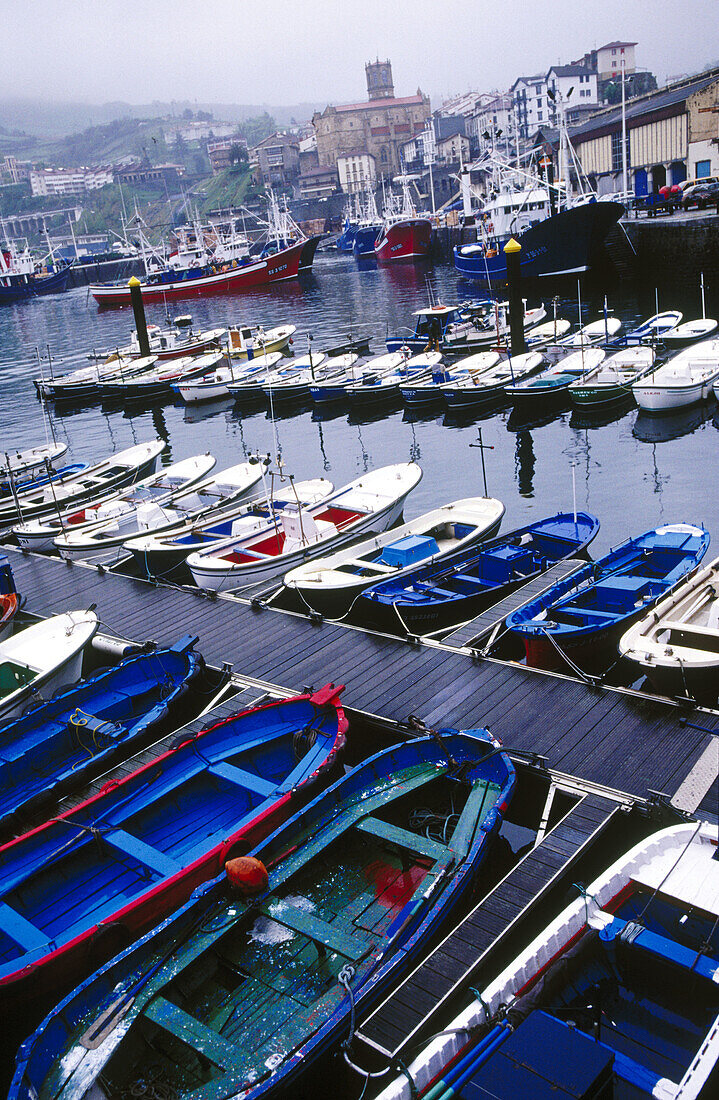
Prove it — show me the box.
[182,108,194,120]
[228,142,248,170]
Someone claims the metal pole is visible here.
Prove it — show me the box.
[621,61,628,197]
[128,276,150,358]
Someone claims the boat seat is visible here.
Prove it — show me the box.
[143,995,235,1068]
[103,829,181,879]
[0,902,47,952]
[449,780,501,859]
[450,573,488,589]
[258,902,371,961]
[355,815,448,862]
[412,582,456,599]
[208,762,276,799]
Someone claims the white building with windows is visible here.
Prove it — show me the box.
[337,153,376,193]
[546,65,598,120]
[511,75,550,140]
[595,41,637,81]
[29,166,114,197]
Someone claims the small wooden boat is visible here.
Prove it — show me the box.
[95,322,226,363]
[0,555,20,639]
[227,323,295,359]
[0,461,85,502]
[345,352,444,405]
[174,352,282,403]
[507,348,607,404]
[38,355,159,403]
[624,310,683,343]
[619,552,719,698]
[284,496,506,616]
[324,332,372,357]
[14,453,217,553]
[309,352,408,403]
[568,346,655,406]
[506,522,710,672]
[10,726,514,1100]
[0,634,202,830]
[99,350,225,401]
[374,822,719,1100]
[0,684,347,1020]
[126,476,334,582]
[0,440,165,528]
[663,317,718,345]
[524,317,571,346]
[360,511,600,635]
[0,609,98,721]
[557,315,622,346]
[0,443,67,479]
[221,353,297,401]
[261,353,355,402]
[442,301,546,351]
[441,351,545,408]
[187,463,423,591]
[633,339,719,412]
[400,352,501,405]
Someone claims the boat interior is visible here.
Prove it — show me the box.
[0,699,340,981]
[75,750,507,1099]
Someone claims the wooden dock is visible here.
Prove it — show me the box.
[4,547,717,814]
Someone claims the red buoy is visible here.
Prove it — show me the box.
[225,856,269,896]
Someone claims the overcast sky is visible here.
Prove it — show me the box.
[5,0,719,108]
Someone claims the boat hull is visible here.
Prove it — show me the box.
[0,265,72,304]
[633,378,717,412]
[90,237,321,307]
[454,201,624,281]
[375,218,432,263]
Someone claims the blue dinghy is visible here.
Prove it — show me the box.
[506,522,710,671]
[359,511,600,635]
[0,635,202,832]
[11,726,514,1100]
[0,684,347,1021]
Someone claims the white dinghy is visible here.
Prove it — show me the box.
[52,459,266,566]
[0,610,98,722]
[0,443,68,480]
[174,353,282,403]
[187,463,423,592]
[632,338,719,412]
[284,496,505,616]
[13,453,217,552]
[619,552,719,698]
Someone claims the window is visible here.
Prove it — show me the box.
[612,48,616,55]
[611,130,631,172]
[696,159,711,178]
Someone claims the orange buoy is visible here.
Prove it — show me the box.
[224,856,269,896]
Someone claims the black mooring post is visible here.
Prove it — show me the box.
[128,276,150,358]
[504,237,526,357]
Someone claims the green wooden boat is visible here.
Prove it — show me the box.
[12,729,515,1100]
[568,346,655,406]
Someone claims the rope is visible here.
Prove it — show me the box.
[539,626,595,683]
[637,819,704,924]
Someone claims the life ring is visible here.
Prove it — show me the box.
[486,222,494,233]
[486,248,497,258]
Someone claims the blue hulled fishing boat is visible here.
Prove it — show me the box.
[506,522,710,671]
[360,511,600,634]
[0,634,202,831]
[11,727,514,1100]
[0,684,347,1018]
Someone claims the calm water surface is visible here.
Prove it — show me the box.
[1,252,718,565]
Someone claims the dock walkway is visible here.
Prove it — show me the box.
[4,547,718,808]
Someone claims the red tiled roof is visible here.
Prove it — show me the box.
[332,95,425,113]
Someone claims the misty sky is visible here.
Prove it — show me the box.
[5,0,719,108]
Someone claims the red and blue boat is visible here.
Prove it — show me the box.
[0,684,347,1016]
[10,726,513,1099]
[375,175,432,263]
[506,522,710,671]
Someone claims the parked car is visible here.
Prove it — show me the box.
[682,177,719,208]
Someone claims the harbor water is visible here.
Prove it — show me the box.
[1,250,719,570]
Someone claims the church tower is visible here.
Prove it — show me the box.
[365,59,395,100]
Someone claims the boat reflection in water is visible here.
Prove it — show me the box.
[634,401,715,443]
[506,401,570,434]
[569,395,634,431]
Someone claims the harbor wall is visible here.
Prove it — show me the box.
[622,213,719,272]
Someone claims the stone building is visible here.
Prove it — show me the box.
[313,60,430,180]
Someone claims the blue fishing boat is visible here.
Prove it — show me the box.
[506,522,710,671]
[352,223,381,256]
[11,726,514,1100]
[0,684,347,1019]
[360,511,600,635]
[335,215,358,253]
[386,305,464,354]
[0,635,203,832]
